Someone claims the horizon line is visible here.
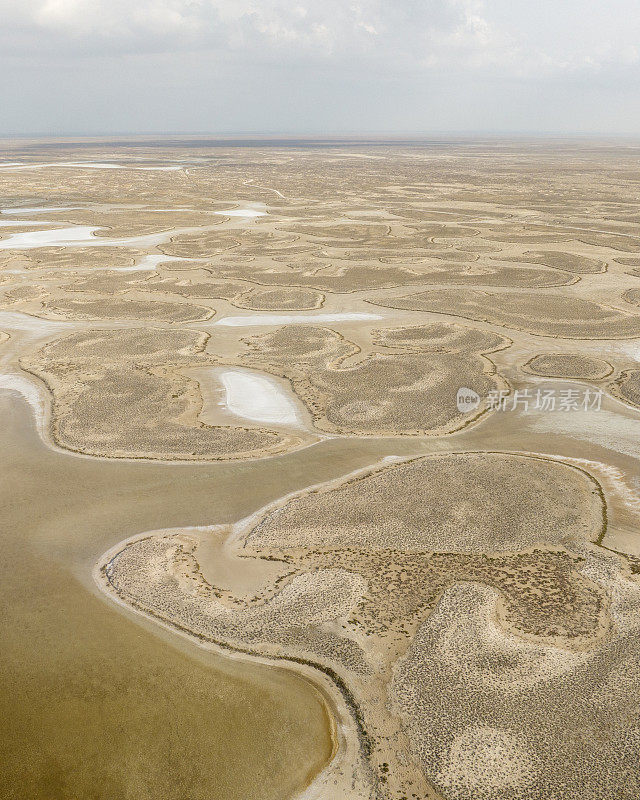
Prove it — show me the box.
[3,131,640,144]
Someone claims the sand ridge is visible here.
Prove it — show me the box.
[99,450,637,800]
[3,140,640,800]
[235,321,510,436]
[19,328,303,460]
[522,352,614,380]
[369,288,640,339]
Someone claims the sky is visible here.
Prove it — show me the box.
[1,0,640,136]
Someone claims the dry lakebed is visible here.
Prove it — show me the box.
[1,138,640,800]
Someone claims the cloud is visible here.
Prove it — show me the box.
[2,0,638,80]
[1,0,639,76]
[1,0,639,134]
[0,0,506,64]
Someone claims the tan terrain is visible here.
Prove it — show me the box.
[1,138,640,800]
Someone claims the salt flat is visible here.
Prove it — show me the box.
[217,367,305,427]
[2,139,640,800]
[0,223,212,250]
[215,312,384,326]
[0,161,183,171]
[215,207,267,218]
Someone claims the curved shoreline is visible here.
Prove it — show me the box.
[0,389,339,800]
[94,448,619,800]
[0,365,325,464]
[4,139,640,800]
[94,530,365,800]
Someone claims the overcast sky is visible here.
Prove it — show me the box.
[1,0,640,135]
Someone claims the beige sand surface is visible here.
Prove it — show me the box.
[37,295,215,322]
[0,393,334,800]
[3,139,640,800]
[232,286,326,310]
[101,451,638,800]
[20,328,302,460]
[237,322,508,435]
[623,287,640,306]
[522,352,614,379]
[370,288,640,339]
[609,368,640,409]
[494,249,605,274]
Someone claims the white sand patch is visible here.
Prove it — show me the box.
[0,220,59,228]
[125,254,176,272]
[529,408,640,460]
[105,261,158,273]
[1,207,78,215]
[243,179,286,199]
[614,340,640,362]
[563,457,640,515]
[215,312,383,327]
[0,372,47,427]
[215,208,267,218]
[218,368,304,428]
[0,162,123,170]
[131,166,183,171]
[330,153,385,160]
[0,162,182,171]
[0,311,69,338]
[0,226,104,249]
[0,225,200,250]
